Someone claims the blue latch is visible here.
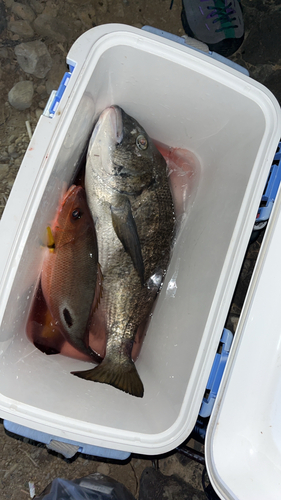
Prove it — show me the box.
[189,328,233,444]
[43,65,75,118]
[199,328,233,418]
[254,141,281,230]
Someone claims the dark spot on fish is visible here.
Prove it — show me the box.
[118,188,144,196]
[147,177,158,190]
[72,208,82,219]
[63,308,73,327]
[114,165,129,178]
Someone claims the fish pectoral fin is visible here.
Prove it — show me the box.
[111,198,144,284]
[72,357,144,398]
[46,226,55,252]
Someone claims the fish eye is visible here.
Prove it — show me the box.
[136,135,148,150]
[72,208,82,219]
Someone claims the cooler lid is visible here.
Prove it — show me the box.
[205,167,281,500]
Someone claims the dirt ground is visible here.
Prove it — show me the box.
[0,0,280,498]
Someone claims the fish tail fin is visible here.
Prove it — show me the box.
[72,357,144,398]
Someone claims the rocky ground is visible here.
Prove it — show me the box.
[0,0,280,498]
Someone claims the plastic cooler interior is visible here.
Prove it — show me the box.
[0,24,280,458]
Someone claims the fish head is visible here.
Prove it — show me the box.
[52,185,95,247]
[87,106,167,195]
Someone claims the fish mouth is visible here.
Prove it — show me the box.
[91,105,123,146]
[109,105,123,144]
[87,106,124,177]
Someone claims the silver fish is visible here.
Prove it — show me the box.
[72,106,175,397]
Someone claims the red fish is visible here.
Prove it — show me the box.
[26,277,97,361]
[40,185,102,362]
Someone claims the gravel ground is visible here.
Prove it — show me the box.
[0,0,280,498]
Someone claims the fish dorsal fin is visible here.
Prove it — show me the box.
[111,196,144,284]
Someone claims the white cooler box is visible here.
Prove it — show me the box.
[205,167,281,499]
[0,24,281,496]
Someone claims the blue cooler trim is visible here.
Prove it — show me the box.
[199,328,233,418]
[43,64,75,118]
[49,71,72,118]
[142,26,249,76]
[3,420,130,460]
[254,141,281,230]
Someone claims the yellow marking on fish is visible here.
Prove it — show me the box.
[46,226,55,252]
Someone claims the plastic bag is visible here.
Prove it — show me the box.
[34,473,136,500]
